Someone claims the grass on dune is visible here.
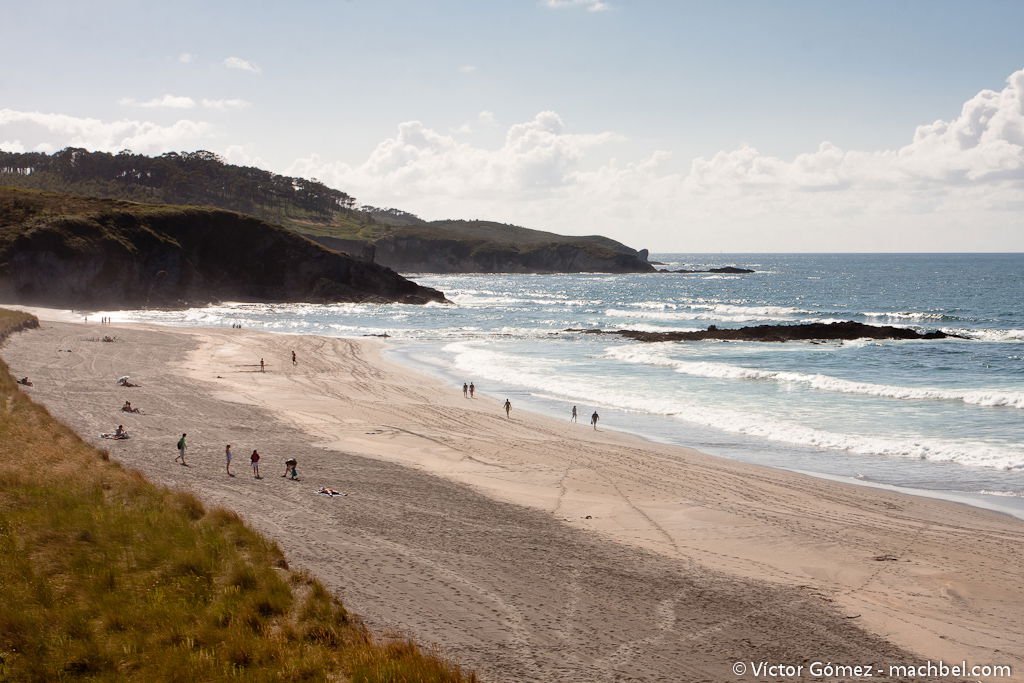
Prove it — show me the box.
[0,309,475,682]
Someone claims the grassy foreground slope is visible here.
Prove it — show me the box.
[0,311,474,682]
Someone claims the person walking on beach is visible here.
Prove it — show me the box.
[504,399,511,418]
[591,411,599,430]
[251,450,261,478]
[571,406,577,423]
[463,382,468,398]
[469,382,475,398]
[259,358,265,373]
[225,444,234,476]
[175,433,187,465]
[292,350,297,366]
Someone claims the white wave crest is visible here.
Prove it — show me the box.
[945,328,1024,342]
[605,346,1024,410]
[443,342,1023,470]
[863,311,950,321]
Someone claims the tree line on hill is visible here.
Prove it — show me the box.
[0,148,356,225]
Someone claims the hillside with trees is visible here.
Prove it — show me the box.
[0,187,445,308]
[0,148,654,274]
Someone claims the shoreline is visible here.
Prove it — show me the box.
[4,311,1024,680]
[12,302,1022,519]
[12,301,1019,520]
[384,339,1024,521]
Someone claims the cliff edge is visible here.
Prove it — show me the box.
[0,188,446,308]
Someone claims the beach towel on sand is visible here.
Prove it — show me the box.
[99,433,129,440]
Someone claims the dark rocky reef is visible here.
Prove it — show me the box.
[566,321,962,343]
[658,266,755,274]
[0,188,446,308]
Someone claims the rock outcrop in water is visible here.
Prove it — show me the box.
[0,188,447,308]
[658,266,755,274]
[566,321,962,343]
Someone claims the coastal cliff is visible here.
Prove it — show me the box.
[0,188,446,308]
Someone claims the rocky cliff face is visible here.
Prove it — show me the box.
[0,190,446,308]
[308,234,654,273]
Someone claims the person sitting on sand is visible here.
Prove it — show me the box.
[114,425,127,438]
[121,401,141,413]
[17,377,32,386]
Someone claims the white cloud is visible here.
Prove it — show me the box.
[0,109,212,155]
[283,69,1024,251]
[0,140,26,153]
[119,95,250,110]
[200,98,251,110]
[119,94,197,109]
[287,110,620,203]
[458,65,479,74]
[543,0,610,12]
[223,56,262,74]
[178,52,194,63]
[451,110,500,135]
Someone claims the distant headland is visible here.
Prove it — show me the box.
[1,148,654,274]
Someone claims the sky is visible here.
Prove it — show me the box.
[2,0,1023,252]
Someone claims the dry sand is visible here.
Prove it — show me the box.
[4,317,1023,682]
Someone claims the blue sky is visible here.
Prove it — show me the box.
[3,0,1023,251]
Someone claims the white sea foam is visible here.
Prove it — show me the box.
[605,346,1024,410]
[945,328,1024,342]
[443,342,1023,470]
[863,311,950,321]
[451,294,598,307]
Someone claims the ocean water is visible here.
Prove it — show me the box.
[112,253,1024,515]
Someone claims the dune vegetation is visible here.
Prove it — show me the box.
[0,309,474,682]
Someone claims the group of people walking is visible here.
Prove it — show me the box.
[176,434,299,480]
[571,405,600,429]
[462,383,601,429]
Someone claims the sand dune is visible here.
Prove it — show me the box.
[5,319,1022,682]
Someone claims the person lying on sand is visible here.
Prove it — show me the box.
[17,377,32,386]
[317,487,345,497]
[117,376,141,388]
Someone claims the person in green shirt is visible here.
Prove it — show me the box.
[175,433,187,465]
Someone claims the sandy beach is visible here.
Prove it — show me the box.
[4,316,1022,682]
